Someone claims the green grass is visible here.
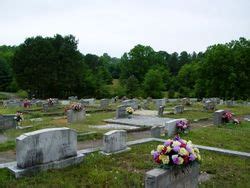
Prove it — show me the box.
[218,105,250,116]
[0,142,249,187]
[176,121,250,152]
[163,110,212,121]
[0,141,15,152]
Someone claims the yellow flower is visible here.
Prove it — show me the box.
[172,141,181,147]
[197,154,201,161]
[161,155,170,164]
[166,146,172,153]
[194,148,200,154]
[157,145,164,152]
[187,140,192,145]
[178,157,184,165]
[151,150,155,155]
[179,148,188,156]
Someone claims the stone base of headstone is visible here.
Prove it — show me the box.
[8,153,84,178]
[100,147,131,156]
[145,162,200,188]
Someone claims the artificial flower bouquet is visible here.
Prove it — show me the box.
[151,136,201,169]
[47,98,55,106]
[70,103,83,112]
[176,120,189,134]
[126,107,134,114]
[222,110,240,125]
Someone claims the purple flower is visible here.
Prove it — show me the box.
[164,140,172,146]
[189,154,196,161]
[173,146,180,152]
[186,145,192,153]
[153,151,159,160]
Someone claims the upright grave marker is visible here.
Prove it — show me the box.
[8,127,84,178]
[101,130,130,155]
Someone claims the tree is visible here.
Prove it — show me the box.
[177,62,200,97]
[12,34,83,98]
[0,58,12,90]
[143,69,165,98]
[125,75,141,98]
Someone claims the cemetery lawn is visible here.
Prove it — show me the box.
[163,110,212,121]
[180,121,250,152]
[0,142,249,187]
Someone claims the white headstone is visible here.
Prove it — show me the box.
[165,119,186,137]
[16,128,77,168]
[67,109,86,123]
[102,130,130,154]
[213,110,225,125]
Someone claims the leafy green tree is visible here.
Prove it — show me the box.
[125,75,141,98]
[12,35,83,98]
[143,69,165,98]
[0,58,12,90]
[177,62,200,97]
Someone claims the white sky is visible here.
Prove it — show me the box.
[0,0,249,57]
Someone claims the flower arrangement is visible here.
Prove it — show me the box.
[126,107,134,114]
[14,111,23,126]
[70,103,83,112]
[222,110,240,125]
[176,120,189,134]
[47,98,55,106]
[151,136,201,169]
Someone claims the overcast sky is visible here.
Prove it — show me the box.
[0,0,250,57]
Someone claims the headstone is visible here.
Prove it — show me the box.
[116,105,129,119]
[8,128,84,178]
[213,110,225,125]
[79,98,95,106]
[68,96,78,101]
[60,100,70,105]
[219,100,224,105]
[168,98,178,103]
[100,99,110,109]
[155,99,166,109]
[173,105,184,114]
[122,99,138,110]
[4,100,22,108]
[203,100,216,111]
[145,162,199,188]
[0,114,17,130]
[67,109,86,123]
[226,100,234,107]
[158,106,165,117]
[165,119,186,137]
[151,126,164,138]
[190,98,198,102]
[42,103,49,112]
[182,98,191,106]
[101,130,130,155]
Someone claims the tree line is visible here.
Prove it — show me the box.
[0,35,249,99]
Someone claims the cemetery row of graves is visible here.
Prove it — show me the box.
[0,96,249,187]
